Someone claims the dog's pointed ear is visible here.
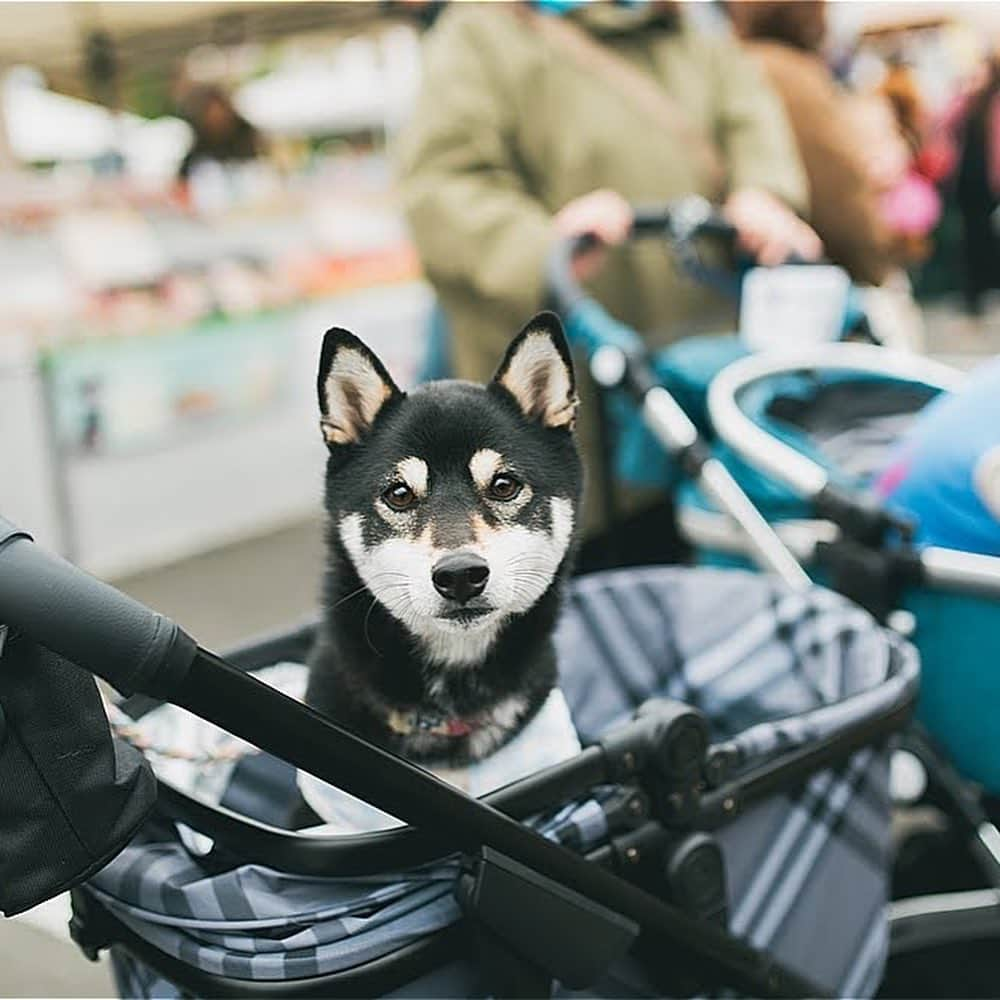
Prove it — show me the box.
[317,328,403,448]
[492,312,578,430]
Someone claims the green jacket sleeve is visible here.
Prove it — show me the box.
[709,36,810,216]
[394,9,554,317]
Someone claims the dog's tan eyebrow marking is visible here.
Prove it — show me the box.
[396,457,428,497]
[470,512,495,544]
[469,449,503,490]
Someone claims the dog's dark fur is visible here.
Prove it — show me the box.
[306,312,583,764]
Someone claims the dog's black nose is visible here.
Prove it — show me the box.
[432,552,490,604]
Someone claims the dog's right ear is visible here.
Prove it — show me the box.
[317,329,403,448]
[492,312,578,430]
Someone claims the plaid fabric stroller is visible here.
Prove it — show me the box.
[0,518,916,998]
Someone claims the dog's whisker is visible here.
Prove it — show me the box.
[329,584,370,611]
[362,598,382,658]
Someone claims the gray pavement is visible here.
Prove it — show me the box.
[2,298,997,998]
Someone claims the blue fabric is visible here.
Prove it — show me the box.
[604,335,748,487]
[562,283,867,489]
[699,369,941,520]
[902,586,1000,793]
[878,357,1000,556]
[564,299,643,357]
[416,303,453,384]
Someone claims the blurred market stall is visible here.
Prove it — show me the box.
[0,3,431,576]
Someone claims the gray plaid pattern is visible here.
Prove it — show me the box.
[93,797,609,983]
[91,568,917,997]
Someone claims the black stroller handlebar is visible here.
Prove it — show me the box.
[548,196,737,314]
[631,199,737,242]
[0,517,196,698]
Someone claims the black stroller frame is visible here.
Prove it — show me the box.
[0,516,914,998]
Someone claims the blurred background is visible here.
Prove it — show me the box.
[3,0,1000,993]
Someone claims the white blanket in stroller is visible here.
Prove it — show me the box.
[106,667,581,836]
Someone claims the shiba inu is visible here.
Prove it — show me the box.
[305,312,583,766]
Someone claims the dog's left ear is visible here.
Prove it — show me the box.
[318,328,403,448]
[492,312,578,430]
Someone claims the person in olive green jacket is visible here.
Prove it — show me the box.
[395,1,820,546]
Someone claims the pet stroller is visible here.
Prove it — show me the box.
[0,515,917,998]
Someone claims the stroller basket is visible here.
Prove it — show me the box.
[0,522,917,997]
[677,344,1000,795]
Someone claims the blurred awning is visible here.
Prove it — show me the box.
[233,27,421,136]
[2,66,192,175]
[0,3,387,99]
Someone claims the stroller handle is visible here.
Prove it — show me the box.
[0,516,197,697]
[547,195,736,314]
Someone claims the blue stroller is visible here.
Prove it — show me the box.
[0,510,918,997]
[677,346,1000,992]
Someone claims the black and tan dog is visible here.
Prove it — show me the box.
[306,312,583,766]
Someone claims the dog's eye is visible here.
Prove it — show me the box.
[382,482,416,511]
[487,473,522,502]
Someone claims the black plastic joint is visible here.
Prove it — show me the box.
[598,698,712,789]
[634,699,711,787]
[703,743,742,789]
[623,353,660,399]
[607,823,668,880]
[601,786,652,830]
[678,440,712,479]
[68,890,111,963]
[663,832,728,928]
[814,485,913,548]
[456,847,639,990]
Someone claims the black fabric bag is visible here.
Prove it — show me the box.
[0,626,155,916]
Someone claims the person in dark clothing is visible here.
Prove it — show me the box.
[177,85,261,181]
[955,56,1000,317]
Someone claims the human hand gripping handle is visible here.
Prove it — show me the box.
[554,187,820,282]
[723,187,823,268]
[552,189,635,283]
